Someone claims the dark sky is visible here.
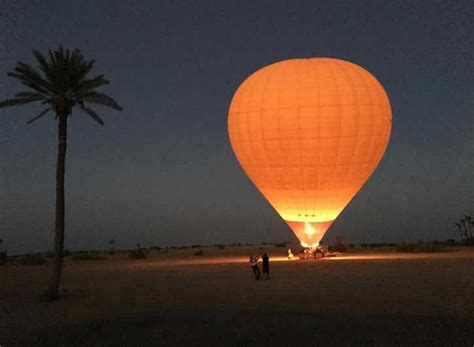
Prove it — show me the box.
[1,0,473,253]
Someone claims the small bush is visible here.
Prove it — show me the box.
[71,252,107,261]
[396,242,415,253]
[443,239,457,246]
[418,242,441,252]
[360,243,397,248]
[129,249,147,259]
[0,252,7,265]
[330,242,347,253]
[44,249,71,258]
[20,254,47,265]
[330,236,348,253]
[44,251,55,258]
[215,244,225,249]
[465,237,474,247]
[275,242,286,248]
[194,250,204,256]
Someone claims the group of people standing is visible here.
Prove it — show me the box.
[249,253,270,280]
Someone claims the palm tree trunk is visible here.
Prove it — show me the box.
[467,218,472,239]
[456,223,463,241]
[461,219,469,240]
[43,113,67,301]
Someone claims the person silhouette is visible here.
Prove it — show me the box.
[249,255,260,280]
[262,253,270,279]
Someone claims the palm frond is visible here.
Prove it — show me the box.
[33,50,55,85]
[15,91,49,98]
[78,105,104,125]
[11,61,55,94]
[79,92,123,111]
[73,75,110,94]
[76,59,95,81]
[7,72,53,95]
[26,107,52,124]
[0,96,45,108]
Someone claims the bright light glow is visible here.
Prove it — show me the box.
[301,241,319,249]
[304,222,315,236]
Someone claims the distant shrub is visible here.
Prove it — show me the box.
[71,252,107,261]
[20,253,47,265]
[443,239,457,246]
[44,249,71,258]
[465,237,474,247]
[214,244,225,249]
[129,249,147,259]
[194,250,204,256]
[419,242,441,252]
[0,251,7,265]
[44,251,55,258]
[360,243,397,248]
[330,236,348,253]
[149,246,161,251]
[396,242,442,253]
[275,242,286,248]
[330,243,347,253]
[161,249,168,254]
[396,242,416,253]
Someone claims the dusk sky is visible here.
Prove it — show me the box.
[1,0,472,253]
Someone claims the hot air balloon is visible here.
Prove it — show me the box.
[228,58,391,248]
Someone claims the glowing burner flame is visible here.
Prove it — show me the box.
[300,241,319,249]
[286,220,332,250]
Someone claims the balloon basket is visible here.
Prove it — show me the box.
[298,245,328,260]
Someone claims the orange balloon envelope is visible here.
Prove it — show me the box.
[228,58,392,248]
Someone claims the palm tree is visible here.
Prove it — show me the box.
[108,239,116,255]
[455,222,464,241]
[460,216,469,240]
[0,46,122,301]
[464,215,472,239]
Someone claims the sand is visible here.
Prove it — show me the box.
[1,247,473,346]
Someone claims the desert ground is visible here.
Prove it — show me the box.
[1,245,474,346]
